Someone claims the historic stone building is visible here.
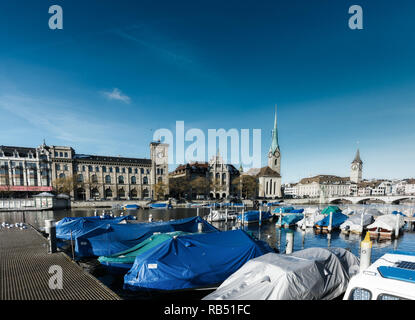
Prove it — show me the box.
[257,106,282,198]
[208,153,240,199]
[169,153,240,200]
[0,141,169,200]
[0,142,54,196]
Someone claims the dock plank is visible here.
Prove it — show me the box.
[0,226,121,300]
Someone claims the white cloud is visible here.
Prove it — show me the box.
[102,88,131,104]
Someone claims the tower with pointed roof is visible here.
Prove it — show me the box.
[350,148,363,183]
[268,104,281,174]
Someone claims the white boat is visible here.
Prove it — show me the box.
[203,247,359,300]
[205,209,238,222]
[344,251,415,300]
[296,208,325,228]
[340,213,374,234]
[366,214,405,239]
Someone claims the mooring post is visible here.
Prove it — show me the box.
[360,232,372,272]
[197,207,200,217]
[45,219,57,254]
[70,230,75,260]
[94,209,97,216]
[327,233,331,247]
[149,213,153,222]
[395,215,400,238]
[286,231,294,254]
[360,212,364,234]
[198,222,203,233]
[259,209,262,226]
[241,209,245,228]
[225,208,228,223]
[210,207,213,223]
[328,211,333,233]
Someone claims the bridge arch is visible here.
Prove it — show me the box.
[329,198,352,204]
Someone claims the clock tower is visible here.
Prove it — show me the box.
[268,105,281,174]
[150,141,169,198]
[350,148,363,183]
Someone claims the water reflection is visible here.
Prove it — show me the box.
[1,204,415,262]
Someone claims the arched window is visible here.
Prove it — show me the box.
[130,189,137,199]
[118,176,124,184]
[91,188,100,199]
[131,176,136,184]
[91,174,98,183]
[105,175,111,184]
[142,188,149,198]
[143,176,148,185]
[59,173,65,179]
[105,188,112,199]
[77,174,83,183]
[118,188,125,198]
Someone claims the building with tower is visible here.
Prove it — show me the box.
[0,141,169,200]
[257,105,282,198]
[350,148,363,183]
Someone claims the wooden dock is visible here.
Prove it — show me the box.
[0,226,121,300]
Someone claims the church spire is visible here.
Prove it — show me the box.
[269,104,279,154]
[352,148,362,164]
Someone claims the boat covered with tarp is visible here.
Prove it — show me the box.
[277,213,304,227]
[98,231,189,274]
[315,211,348,230]
[61,216,218,258]
[123,229,273,292]
[56,215,136,240]
[203,247,359,300]
[272,207,294,214]
[149,203,173,209]
[237,210,273,224]
[122,204,141,210]
[205,209,238,222]
[296,208,325,228]
[321,206,342,215]
[340,213,375,234]
[366,214,405,239]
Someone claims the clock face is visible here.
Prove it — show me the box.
[351,164,357,170]
[274,151,280,158]
[157,152,163,158]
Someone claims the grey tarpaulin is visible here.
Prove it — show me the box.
[203,247,359,300]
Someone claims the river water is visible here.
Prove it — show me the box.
[2,203,415,262]
[2,203,415,299]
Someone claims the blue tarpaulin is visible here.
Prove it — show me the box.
[237,210,273,223]
[56,215,136,240]
[280,213,304,226]
[123,229,273,291]
[315,211,348,228]
[272,207,295,214]
[70,216,219,258]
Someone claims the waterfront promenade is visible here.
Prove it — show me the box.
[0,226,121,300]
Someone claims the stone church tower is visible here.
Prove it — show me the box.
[257,105,282,199]
[350,148,363,183]
[268,105,281,174]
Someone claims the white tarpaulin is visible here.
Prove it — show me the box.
[366,214,405,232]
[340,213,374,232]
[203,247,359,300]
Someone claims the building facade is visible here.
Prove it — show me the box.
[0,141,169,200]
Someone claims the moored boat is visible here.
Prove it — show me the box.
[148,203,173,209]
[366,214,405,239]
[205,209,238,222]
[237,210,273,224]
[122,204,141,210]
[340,213,374,235]
[203,247,359,300]
[123,229,273,292]
[344,251,415,300]
[276,213,304,228]
[314,211,348,231]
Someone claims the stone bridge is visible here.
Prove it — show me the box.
[327,195,415,205]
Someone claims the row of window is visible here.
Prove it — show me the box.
[73,174,150,185]
[55,151,69,158]
[73,165,159,175]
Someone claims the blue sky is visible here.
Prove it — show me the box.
[0,0,414,183]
